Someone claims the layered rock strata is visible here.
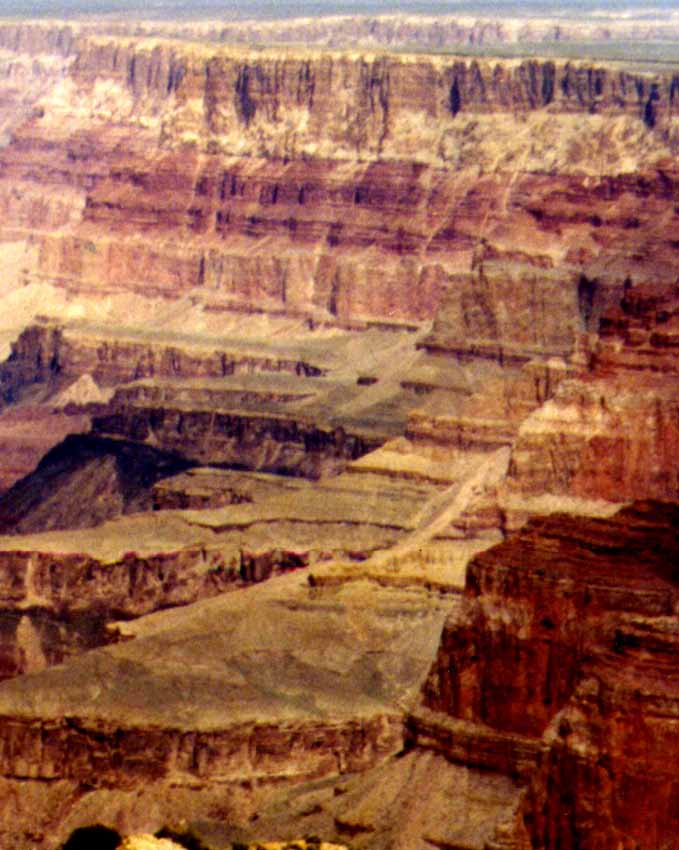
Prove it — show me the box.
[0,19,678,850]
[5,34,679,334]
[505,285,679,524]
[0,573,451,849]
[0,316,427,487]
[0,465,423,679]
[3,27,679,525]
[0,320,328,403]
[417,501,679,850]
[0,406,90,492]
[127,503,678,850]
[0,434,193,534]
[92,405,377,479]
[6,13,679,55]
[524,614,679,850]
[185,747,527,850]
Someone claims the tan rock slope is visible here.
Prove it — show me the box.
[0,500,672,849]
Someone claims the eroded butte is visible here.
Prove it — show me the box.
[0,15,676,850]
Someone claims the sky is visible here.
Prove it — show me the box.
[1,1,677,20]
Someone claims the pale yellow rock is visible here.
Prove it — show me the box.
[120,836,185,850]
[238,843,349,850]
[51,373,114,407]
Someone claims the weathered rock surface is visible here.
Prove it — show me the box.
[0,405,90,492]
[187,747,526,850]
[28,501,672,850]
[0,460,427,679]
[524,613,679,850]
[6,11,679,55]
[0,434,193,534]
[6,31,679,335]
[2,23,679,517]
[418,500,679,850]
[0,314,427,487]
[504,285,679,526]
[91,404,376,479]
[0,573,452,849]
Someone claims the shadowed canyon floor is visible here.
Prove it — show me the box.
[0,14,676,850]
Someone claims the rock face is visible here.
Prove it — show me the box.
[0,459,425,680]
[0,574,450,849]
[0,434,193,534]
[418,501,679,850]
[0,315,425,487]
[6,30,679,335]
[526,615,679,850]
[5,11,679,54]
[505,284,679,522]
[92,405,377,478]
[1,320,329,395]
[14,501,666,850]
[0,406,91,492]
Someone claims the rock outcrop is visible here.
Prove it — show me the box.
[505,284,679,524]
[0,457,428,680]
[5,12,679,58]
[38,500,671,850]
[5,31,679,333]
[0,320,329,402]
[417,500,679,850]
[0,573,450,849]
[0,434,193,534]
[0,316,426,487]
[0,406,90,492]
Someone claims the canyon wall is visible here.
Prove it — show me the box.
[505,282,679,514]
[416,501,679,850]
[4,28,679,337]
[5,12,679,54]
[0,713,402,788]
[524,614,679,850]
[0,320,327,400]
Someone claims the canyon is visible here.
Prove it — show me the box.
[0,11,676,850]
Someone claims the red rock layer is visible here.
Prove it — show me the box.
[524,615,679,850]
[507,285,679,505]
[417,500,679,849]
[423,502,678,734]
[5,38,679,335]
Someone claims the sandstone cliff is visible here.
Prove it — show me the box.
[5,31,679,333]
[23,501,670,850]
[416,501,679,850]
[5,12,679,55]
[505,283,679,516]
[0,572,450,849]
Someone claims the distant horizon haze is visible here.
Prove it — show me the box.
[1,0,678,21]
